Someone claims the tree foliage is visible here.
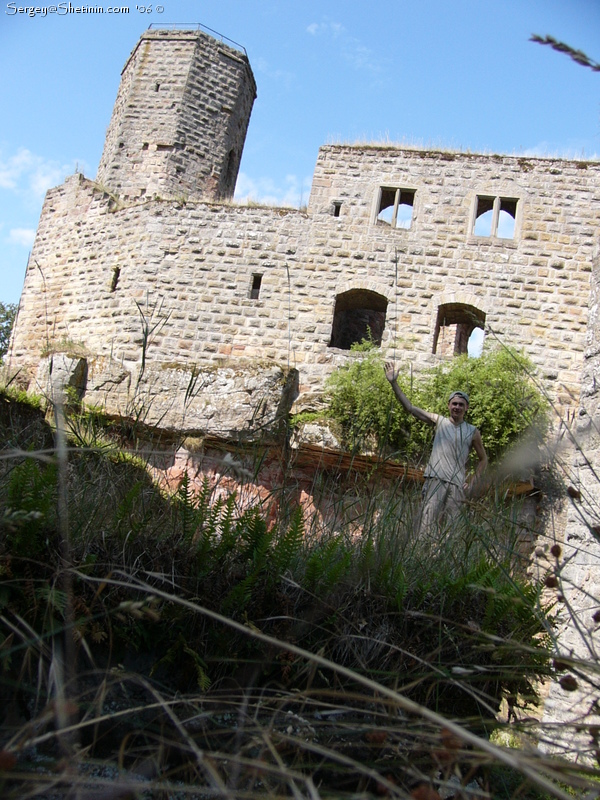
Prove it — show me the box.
[0,302,17,362]
[325,344,550,464]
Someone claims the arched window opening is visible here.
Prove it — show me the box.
[433,303,486,358]
[329,289,388,350]
[467,327,485,358]
[474,195,518,239]
[376,187,415,229]
[473,196,494,236]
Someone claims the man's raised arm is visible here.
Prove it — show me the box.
[384,361,437,426]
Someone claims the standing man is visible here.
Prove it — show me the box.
[384,361,488,532]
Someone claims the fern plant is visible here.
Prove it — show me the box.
[3,457,57,556]
[304,535,352,592]
[272,505,305,573]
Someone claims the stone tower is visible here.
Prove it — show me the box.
[96,27,256,202]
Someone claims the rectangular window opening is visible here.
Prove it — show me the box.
[333,201,342,217]
[250,273,262,300]
[377,188,396,225]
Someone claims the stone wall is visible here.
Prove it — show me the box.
[8,145,600,428]
[7,26,600,434]
[539,253,600,760]
[309,145,598,403]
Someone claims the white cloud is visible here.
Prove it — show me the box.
[29,164,69,198]
[520,141,599,161]
[0,148,35,189]
[253,57,295,88]
[234,172,312,208]
[306,19,383,76]
[307,21,343,39]
[8,228,36,247]
[0,146,87,203]
[468,328,484,358]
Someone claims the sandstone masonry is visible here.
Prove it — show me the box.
[96,28,256,202]
[7,26,600,432]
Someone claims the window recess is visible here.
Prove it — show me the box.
[329,289,388,350]
[249,273,263,300]
[110,266,121,292]
[433,303,486,357]
[376,187,415,229]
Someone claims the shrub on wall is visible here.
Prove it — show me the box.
[325,344,550,464]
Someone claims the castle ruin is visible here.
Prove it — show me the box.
[7,26,600,435]
[6,23,600,756]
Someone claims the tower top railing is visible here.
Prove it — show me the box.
[147,23,248,57]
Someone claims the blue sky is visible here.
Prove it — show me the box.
[1,0,599,304]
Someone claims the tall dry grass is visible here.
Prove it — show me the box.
[0,385,598,799]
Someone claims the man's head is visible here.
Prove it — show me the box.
[449,390,469,405]
[448,390,469,423]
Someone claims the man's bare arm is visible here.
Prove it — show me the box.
[384,361,437,426]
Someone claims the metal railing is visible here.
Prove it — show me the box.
[147,23,247,57]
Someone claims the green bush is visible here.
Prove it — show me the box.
[326,345,406,454]
[325,343,550,464]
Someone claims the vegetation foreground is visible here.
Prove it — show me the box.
[0,370,598,798]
